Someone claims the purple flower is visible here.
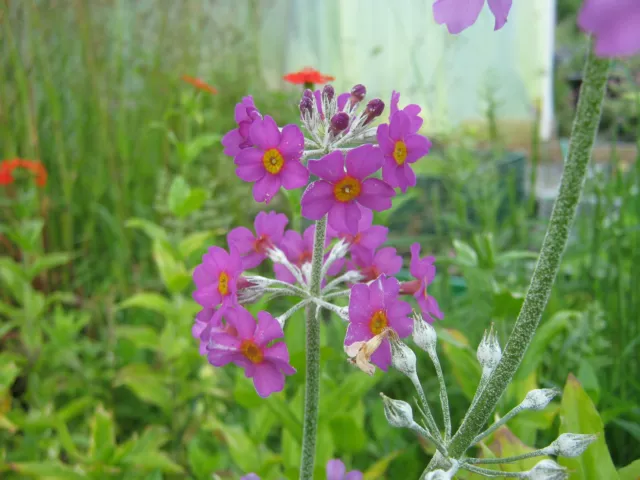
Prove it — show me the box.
[192,308,223,355]
[222,96,262,156]
[227,211,289,269]
[350,246,402,282]
[345,276,412,371]
[192,247,243,308]
[327,207,388,262]
[578,0,640,57]
[273,224,316,284]
[326,459,363,480]
[301,145,395,235]
[389,90,423,134]
[207,306,296,397]
[234,115,308,203]
[400,243,444,323]
[378,111,431,193]
[240,474,260,480]
[433,0,512,34]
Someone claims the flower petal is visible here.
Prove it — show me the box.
[375,247,402,276]
[225,306,257,340]
[254,211,288,243]
[345,471,364,480]
[433,0,485,34]
[227,227,256,254]
[349,283,372,324]
[264,342,296,374]
[328,202,349,234]
[254,311,284,347]
[250,115,281,150]
[301,181,334,220]
[345,322,373,345]
[381,159,399,189]
[345,144,384,180]
[326,460,347,480]
[253,362,285,397]
[222,128,243,157]
[487,0,512,30]
[308,151,346,182]
[404,133,432,163]
[273,263,296,284]
[395,163,417,193]
[389,111,410,140]
[253,174,282,203]
[370,338,391,370]
[279,124,304,160]
[376,123,393,155]
[358,178,395,211]
[281,160,309,190]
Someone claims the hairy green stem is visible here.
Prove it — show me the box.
[423,41,610,474]
[300,215,327,480]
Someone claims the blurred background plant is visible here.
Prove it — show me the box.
[1,0,639,479]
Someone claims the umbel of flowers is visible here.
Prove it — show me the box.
[198,82,438,396]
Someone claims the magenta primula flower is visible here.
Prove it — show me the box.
[327,207,388,262]
[192,246,243,308]
[228,211,289,269]
[326,459,363,480]
[192,308,223,355]
[301,144,395,234]
[578,0,640,57]
[273,224,316,283]
[207,306,296,397]
[400,243,444,323]
[222,96,261,156]
[233,115,308,203]
[345,275,412,370]
[389,90,423,134]
[378,111,431,193]
[350,246,402,282]
[433,0,512,34]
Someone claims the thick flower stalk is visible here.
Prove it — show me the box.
[193,84,435,479]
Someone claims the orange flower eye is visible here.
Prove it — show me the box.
[333,176,362,202]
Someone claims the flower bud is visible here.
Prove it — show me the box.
[521,388,559,411]
[329,112,350,135]
[380,393,414,429]
[424,470,450,480]
[322,84,335,103]
[363,98,385,125]
[303,88,314,99]
[299,96,314,118]
[412,311,437,354]
[547,433,597,458]
[390,336,417,378]
[350,84,366,102]
[525,459,567,480]
[477,325,501,371]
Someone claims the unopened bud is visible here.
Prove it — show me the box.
[303,89,314,99]
[525,459,567,480]
[477,325,501,371]
[350,84,367,103]
[322,84,335,103]
[390,336,417,378]
[547,433,597,458]
[381,393,414,429]
[299,96,314,117]
[363,98,385,125]
[412,311,437,354]
[521,388,559,411]
[329,112,350,135]
[424,470,449,480]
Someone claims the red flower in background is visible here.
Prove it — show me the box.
[182,74,218,94]
[283,67,335,85]
[0,159,48,187]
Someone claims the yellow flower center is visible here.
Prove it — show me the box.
[333,176,362,203]
[262,148,285,174]
[218,272,230,295]
[241,340,264,364]
[393,140,407,165]
[369,310,388,335]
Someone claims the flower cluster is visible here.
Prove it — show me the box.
[192,83,443,396]
[0,158,47,187]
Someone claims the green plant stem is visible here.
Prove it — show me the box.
[299,215,327,480]
[423,41,610,475]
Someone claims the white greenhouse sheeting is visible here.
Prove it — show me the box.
[256,0,556,140]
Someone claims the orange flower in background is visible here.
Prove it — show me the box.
[182,74,218,94]
[283,67,335,85]
[0,159,48,187]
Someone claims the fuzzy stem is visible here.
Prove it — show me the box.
[299,215,327,480]
[461,464,527,478]
[428,350,452,442]
[423,41,610,475]
[465,448,549,465]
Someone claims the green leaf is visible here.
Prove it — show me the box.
[363,450,402,479]
[117,292,173,316]
[178,231,213,259]
[187,437,223,480]
[453,239,478,267]
[57,396,94,422]
[116,325,160,350]
[181,134,220,165]
[619,459,640,480]
[121,451,184,474]
[0,362,19,394]
[125,218,170,243]
[487,426,550,472]
[176,188,207,217]
[577,360,601,405]
[440,329,482,400]
[167,176,190,217]
[264,395,303,445]
[114,364,172,411]
[5,461,87,479]
[224,426,259,473]
[153,240,191,293]
[329,414,366,454]
[558,373,619,480]
[27,252,73,279]
[89,405,116,462]
[0,257,30,303]
[54,419,85,462]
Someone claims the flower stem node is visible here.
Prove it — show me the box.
[380,393,414,429]
[412,311,437,354]
[390,335,418,378]
[477,325,501,371]
[547,433,597,458]
[521,388,560,411]
[524,460,568,480]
